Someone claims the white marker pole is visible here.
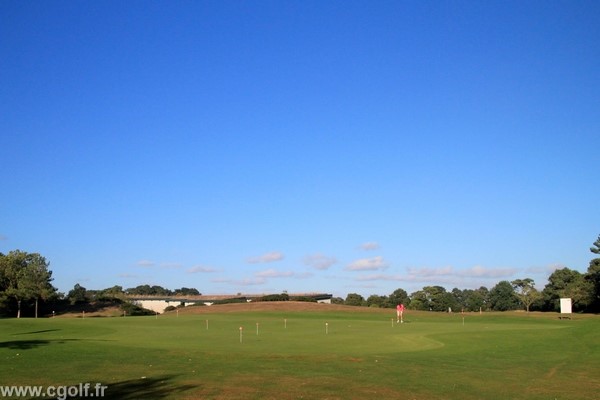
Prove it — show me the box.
[206,319,209,330]
[325,322,329,335]
[239,327,243,343]
[284,319,287,329]
[391,318,394,327]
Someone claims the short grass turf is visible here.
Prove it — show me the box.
[0,306,598,400]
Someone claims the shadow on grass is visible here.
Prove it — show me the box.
[0,337,115,350]
[0,338,81,350]
[28,375,196,400]
[12,329,61,335]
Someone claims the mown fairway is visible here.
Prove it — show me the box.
[1,304,599,400]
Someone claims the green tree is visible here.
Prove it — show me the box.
[511,278,541,312]
[409,286,456,311]
[22,254,56,318]
[0,250,56,318]
[423,286,455,312]
[98,285,125,300]
[409,290,429,310]
[590,234,600,255]
[344,293,365,306]
[173,287,200,296]
[489,281,519,311]
[67,283,89,305]
[366,294,386,308]
[331,297,345,305]
[586,235,600,312]
[585,259,600,312]
[388,288,410,309]
[461,287,489,311]
[543,267,591,312]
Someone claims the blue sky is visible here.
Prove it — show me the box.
[1,1,598,298]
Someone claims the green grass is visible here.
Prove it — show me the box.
[1,308,599,399]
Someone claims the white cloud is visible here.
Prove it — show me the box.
[359,242,380,251]
[187,265,217,274]
[255,269,294,278]
[246,251,285,264]
[303,253,337,270]
[346,256,388,271]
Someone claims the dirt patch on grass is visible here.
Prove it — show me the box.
[175,301,388,315]
[181,374,411,400]
[56,306,124,318]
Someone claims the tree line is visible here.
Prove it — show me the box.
[338,235,600,313]
[2,235,599,317]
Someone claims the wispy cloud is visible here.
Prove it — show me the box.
[353,265,522,291]
[406,266,454,277]
[456,265,518,278]
[346,256,388,271]
[355,273,404,282]
[526,263,564,275]
[359,242,380,251]
[212,277,267,286]
[187,265,217,274]
[303,253,337,270]
[255,268,294,278]
[246,251,285,264]
[160,262,182,270]
[136,260,155,267]
[118,273,139,278]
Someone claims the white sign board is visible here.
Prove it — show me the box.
[560,298,572,314]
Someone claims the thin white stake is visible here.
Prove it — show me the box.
[239,326,243,343]
[325,322,329,335]
[391,318,394,327]
[256,322,259,335]
[206,319,209,330]
[284,318,287,329]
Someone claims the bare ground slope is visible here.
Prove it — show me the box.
[175,301,390,315]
